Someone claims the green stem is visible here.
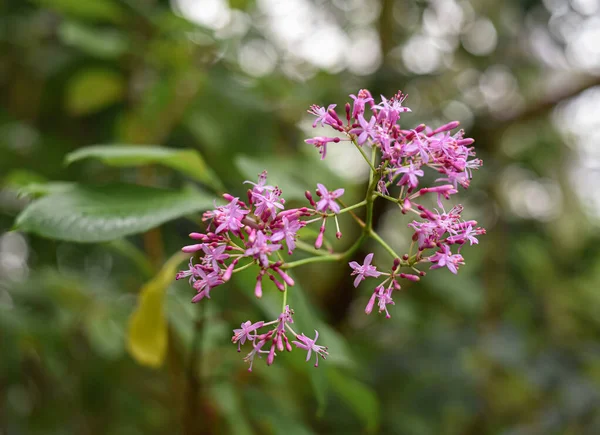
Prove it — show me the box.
[353,140,377,173]
[294,240,331,256]
[282,282,288,311]
[231,261,255,274]
[373,192,398,203]
[283,232,366,269]
[369,229,401,259]
[327,199,367,217]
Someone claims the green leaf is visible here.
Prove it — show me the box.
[328,370,380,434]
[33,0,124,22]
[65,145,223,191]
[58,21,128,58]
[66,69,125,115]
[16,182,76,199]
[127,252,187,368]
[15,183,215,242]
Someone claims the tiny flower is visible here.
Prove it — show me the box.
[271,216,302,254]
[349,90,374,119]
[201,244,229,270]
[365,285,395,318]
[315,183,344,214]
[292,330,329,367]
[374,92,411,125]
[348,253,382,287]
[350,114,377,145]
[244,171,274,194]
[214,198,250,234]
[232,320,264,352]
[394,164,424,190]
[304,136,340,160]
[252,189,284,221]
[191,268,224,302]
[245,231,282,268]
[428,245,465,274]
[308,104,337,128]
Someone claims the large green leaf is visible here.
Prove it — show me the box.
[66,145,223,191]
[15,183,215,242]
[127,252,187,368]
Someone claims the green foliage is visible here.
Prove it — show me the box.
[66,145,223,191]
[127,252,187,368]
[15,184,214,242]
[58,21,129,58]
[66,69,125,115]
[33,0,124,22]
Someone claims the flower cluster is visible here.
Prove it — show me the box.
[177,88,485,371]
[232,306,328,371]
[306,89,485,317]
[176,171,344,370]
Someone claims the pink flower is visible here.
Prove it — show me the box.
[374,92,410,125]
[365,285,395,318]
[428,245,465,274]
[349,253,382,287]
[244,170,274,194]
[349,90,374,119]
[191,268,224,302]
[214,198,249,234]
[232,320,264,352]
[394,164,424,190]
[201,244,229,270]
[292,330,329,367]
[244,231,282,268]
[308,104,337,128]
[304,136,340,160]
[252,189,284,221]
[350,114,377,145]
[315,183,344,214]
[271,217,302,254]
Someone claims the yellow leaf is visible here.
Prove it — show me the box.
[126,252,187,368]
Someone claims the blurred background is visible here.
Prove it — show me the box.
[2,0,600,434]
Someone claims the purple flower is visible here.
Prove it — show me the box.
[374,92,411,125]
[394,164,424,190]
[349,90,374,119]
[365,285,395,318]
[308,104,337,128]
[271,217,302,254]
[252,189,284,221]
[348,253,382,287]
[176,257,201,283]
[243,337,270,372]
[244,231,282,268]
[244,170,274,194]
[350,114,377,145]
[304,136,340,160]
[404,131,430,163]
[201,244,229,270]
[232,320,264,352]
[428,245,465,274]
[292,330,329,367]
[315,183,344,214]
[214,198,250,234]
[191,268,224,302]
